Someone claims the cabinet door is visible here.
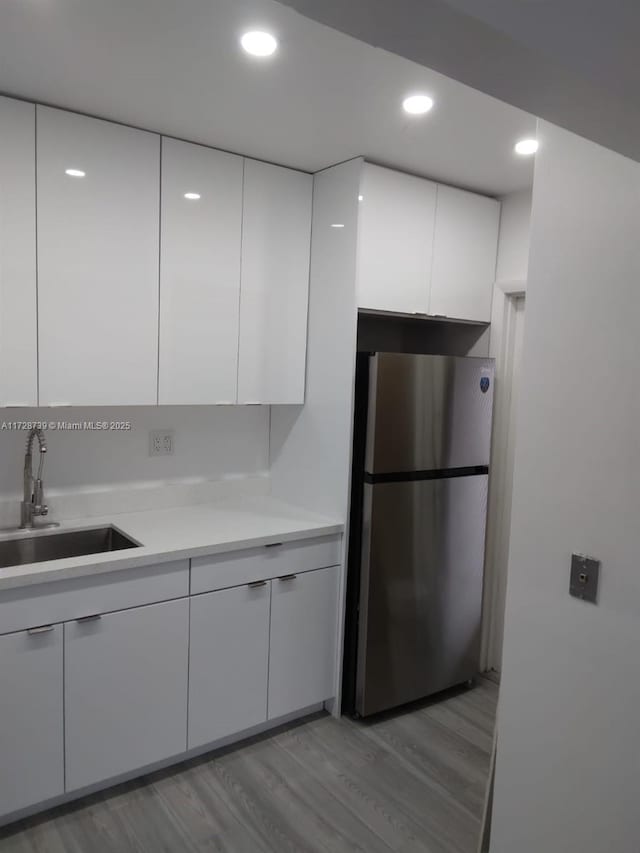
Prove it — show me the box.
[188,581,270,749]
[268,565,338,719]
[357,163,436,315]
[37,106,160,405]
[0,97,37,406]
[64,598,189,791]
[430,184,500,322]
[0,625,64,817]
[238,159,312,404]
[159,138,242,404]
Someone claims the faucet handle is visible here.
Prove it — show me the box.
[33,479,47,515]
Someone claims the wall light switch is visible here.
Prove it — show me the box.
[149,429,175,457]
[570,553,600,604]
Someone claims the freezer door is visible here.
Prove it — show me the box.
[356,475,488,717]
[365,353,494,474]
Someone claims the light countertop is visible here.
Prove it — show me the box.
[0,496,343,592]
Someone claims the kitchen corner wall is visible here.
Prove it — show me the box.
[270,158,362,713]
[270,158,362,522]
[0,406,269,520]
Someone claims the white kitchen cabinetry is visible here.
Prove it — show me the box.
[188,581,271,748]
[357,163,436,315]
[430,184,500,322]
[36,106,160,405]
[0,97,37,406]
[356,163,500,323]
[0,625,64,817]
[268,565,338,719]
[64,598,189,791]
[238,159,312,404]
[159,138,243,404]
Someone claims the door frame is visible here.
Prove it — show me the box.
[481,280,526,673]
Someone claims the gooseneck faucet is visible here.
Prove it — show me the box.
[20,427,53,529]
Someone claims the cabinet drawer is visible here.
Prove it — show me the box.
[0,560,189,636]
[191,535,341,594]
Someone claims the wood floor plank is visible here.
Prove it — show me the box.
[0,680,498,853]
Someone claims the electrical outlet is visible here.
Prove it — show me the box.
[149,429,175,457]
[570,553,600,604]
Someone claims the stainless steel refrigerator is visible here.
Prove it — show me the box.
[343,352,495,717]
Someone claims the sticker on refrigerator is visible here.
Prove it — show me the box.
[480,377,490,393]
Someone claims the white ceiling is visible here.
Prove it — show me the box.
[443,0,640,106]
[0,0,536,195]
[280,0,640,167]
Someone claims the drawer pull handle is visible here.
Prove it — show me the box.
[248,580,267,589]
[265,542,283,549]
[278,574,297,582]
[27,624,54,635]
[76,614,102,624]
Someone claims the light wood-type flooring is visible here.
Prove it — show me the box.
[0,679,498,853]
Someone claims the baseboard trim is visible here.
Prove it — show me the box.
[0,702,326,830]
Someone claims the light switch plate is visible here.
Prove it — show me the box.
[149,429,175,456]
[570,553,600,604]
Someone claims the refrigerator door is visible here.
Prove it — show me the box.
[365,353,494,474]
[356,474,488,717]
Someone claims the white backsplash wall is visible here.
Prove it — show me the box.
[0,406,270,521]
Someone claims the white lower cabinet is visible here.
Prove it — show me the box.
[0,625,64,817]
[268,566,338,719]
[0,541,341,822]
[188,581,271,749]
[64,598,189,791]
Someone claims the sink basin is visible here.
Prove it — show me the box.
[0,526,140,569]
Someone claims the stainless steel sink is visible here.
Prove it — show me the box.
[0,526,140,569]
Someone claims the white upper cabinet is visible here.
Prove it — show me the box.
[356,163,500,323]
[238,159,312,404]
[0,102,313,407]
[159,138,243,404]
[357,163,436,315]
[0,97,37,406]
[36,106,160,405]
[430,184,500,323]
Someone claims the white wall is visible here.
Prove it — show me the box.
[494,189,531,285]
[0,406,269,507]
[490,122,640,851]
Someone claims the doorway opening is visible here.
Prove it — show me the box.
[482,288,526,675]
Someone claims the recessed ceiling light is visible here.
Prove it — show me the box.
[402,94,434,115]
[331,223,345,228]
[358,195,363,202]
[240,31,278,57]
[184,192,201,200]
[65,168,85,178]
[514,138,539,156]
